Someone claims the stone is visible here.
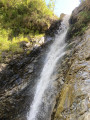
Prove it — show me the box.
[51,23,90,120]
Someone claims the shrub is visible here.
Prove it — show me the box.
[0,0,55,38]
[68,0,90,38]
[0,0,57,62]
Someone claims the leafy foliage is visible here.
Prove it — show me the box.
[48,0,56,12]
[0,0,55,37]
[0,0,57,62]
[68,0,90,38]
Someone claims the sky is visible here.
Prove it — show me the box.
[46,0,80,16]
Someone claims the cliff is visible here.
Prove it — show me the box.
[51,1,90,119]
[0,1,90,120]
[51,27,90,120]
[68,0,90,38]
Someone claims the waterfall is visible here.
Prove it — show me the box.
[27,15,70,120]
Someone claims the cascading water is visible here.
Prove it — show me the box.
[27,15,70,120]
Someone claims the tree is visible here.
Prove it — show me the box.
[48,0,56,12]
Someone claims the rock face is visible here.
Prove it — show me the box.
[0,40,52,120]
[68,0,90,38]
[0,21,90,120]
[51,28,90,120]
[69,0,90,25]
[69,3,85,24]
[0,3,90,120]
[45,19,61,37]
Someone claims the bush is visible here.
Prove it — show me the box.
[0,0,55,38]
[68,0,90,38]
[0,0,57,62]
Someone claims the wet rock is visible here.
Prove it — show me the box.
[51,28,90,120]
[0,40,51,120]
[45,19,61,37]
[0,10,90,120]
[27,64,34,73]
[20,41,28,48]
[0,63,7,72]
[60,13,66,20]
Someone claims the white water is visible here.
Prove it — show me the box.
[27,16,69,120]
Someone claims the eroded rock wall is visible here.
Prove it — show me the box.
[51,27,90,120]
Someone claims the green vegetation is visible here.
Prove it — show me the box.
[71,11,90,37]
[48,0,56,12]
[0,0,55,36]
[0,0,57,63]
[69,0,90,38]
